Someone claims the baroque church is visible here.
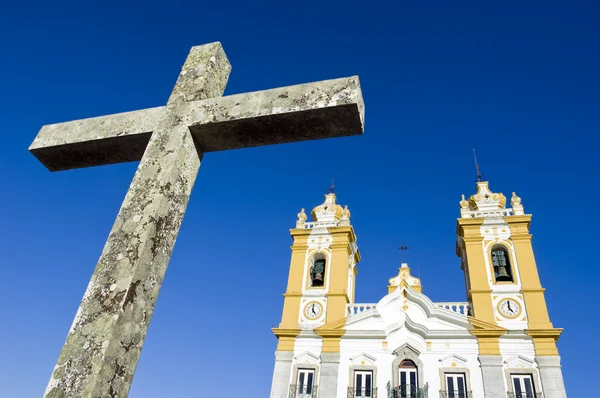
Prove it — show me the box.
[269,181,566,398]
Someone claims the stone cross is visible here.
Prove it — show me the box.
[30,42,364,397]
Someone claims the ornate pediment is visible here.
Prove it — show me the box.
[293,351,320,364]
[439,354,468,368]
[345,281,474,339]
[392,343,421,360]
[350,352,377,365]
[504,354,535,369]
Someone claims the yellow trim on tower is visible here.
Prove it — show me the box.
[315,318,347,353]
[277,230,311,330]
[468,317,506,355]
[505,215,554,330]
[457,218,498,324]
[526,328,563,356]
[272,328,302,351]
[324,226,356,324]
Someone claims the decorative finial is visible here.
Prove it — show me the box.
[459,194,471,218]
[296,208,307,228]
[511,192,521,205]
[511,192,525,215]
[460,194,469,209]
[340,205,351,226]
[342,205,350,218]
[327,178,335,194]
[473,149,485,182]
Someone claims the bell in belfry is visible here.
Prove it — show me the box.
[311,259,326,286]
[492,248,513,282]
[496,265,511,281]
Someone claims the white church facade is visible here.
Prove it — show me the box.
[269,182,566,398]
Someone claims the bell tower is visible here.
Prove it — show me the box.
[455,181,562,356]
[270,192,360,398]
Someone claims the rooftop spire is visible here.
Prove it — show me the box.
[327,178,335,194]
[398,243,409,263]
[473,149,485,182]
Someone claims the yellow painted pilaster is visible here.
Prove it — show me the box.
[272,328,301,351]
[468,318,506,355]
[507,215,553,330]
[326,226,356,324]
[277,229,311,330]
[457,219,496,324]
[527,329,562,356]
[315,318,346,353]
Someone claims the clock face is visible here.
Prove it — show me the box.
[498,298,521,319]
[304,302,323,320]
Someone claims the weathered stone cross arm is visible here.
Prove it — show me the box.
[30,76,363,171]
[31,42,365,398]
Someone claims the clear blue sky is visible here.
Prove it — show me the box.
[1,1,598,396]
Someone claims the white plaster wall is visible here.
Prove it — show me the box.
[293,333,323,359]
[499,335,542,394]
[290,333,324,386]
[338,336,485,397]
[499,335,536,359]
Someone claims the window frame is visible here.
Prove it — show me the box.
[444,372,468,397]
[510,373,537,397]
[438,366,472,397]
[296,368,316,395]
[504,368,542,397]
[290,363,320,397]
[398,359,418,388]
[354,370,374,397]
[348,364,377,398]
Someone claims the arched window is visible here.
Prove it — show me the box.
[491,246,514,282]
[398,360,418,396]
[309,253,326,287]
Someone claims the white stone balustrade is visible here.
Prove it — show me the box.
[302,221,341,229]
[347,303,377,316]
[463,208,514,219]
[435,302,471,315]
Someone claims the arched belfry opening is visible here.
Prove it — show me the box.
[491,245,514,282]
[309,253,327,287]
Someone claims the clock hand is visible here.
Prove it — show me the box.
[507,302,513,312]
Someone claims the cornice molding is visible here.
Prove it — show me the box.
[526,328,563,341]
[272,328,302,338]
